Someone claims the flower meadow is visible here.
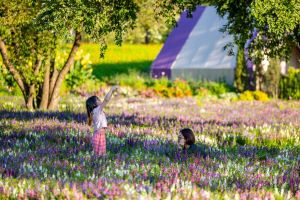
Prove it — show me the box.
[0,97,300,199]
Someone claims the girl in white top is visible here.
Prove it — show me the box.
[86,86,118,156]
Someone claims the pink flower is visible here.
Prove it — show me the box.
[200,189,210,200]
[26,189,35,198]
[29,155,35,161]
[296,190,300,200]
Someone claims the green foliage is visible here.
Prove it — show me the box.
[65,50,94,90]
[155,0,206,27]
[150,78,192,98]
[214,0,300,59]
[195,87,212,98]
[159,0,300,68]
[37,0,139,54]
[0,0,54,87]
[190,81,234,98]
[123,0,171,44]
[150,77,171,97]
[279,68,300,100]
[250,0,300,58]
[171,79,192,97]
[0,63,23,96]
[143,78,231,98]
[110,70,147,91]
[0,65,16,91]
[0,0,139,109]
[239,90,269,101]
[202,82,233,96]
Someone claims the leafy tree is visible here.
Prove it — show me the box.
[154,0,206,27]
[124,0,170,44]
[156,0,300,90]
[0,0,138,110]
[83,0,171,44]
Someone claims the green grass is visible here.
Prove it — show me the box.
[80,43,162,80]
[92,61,153,80]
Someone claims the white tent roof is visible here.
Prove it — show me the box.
[172,7,236,70]
[151,6,237,85]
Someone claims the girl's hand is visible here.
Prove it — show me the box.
[112,85,119,92]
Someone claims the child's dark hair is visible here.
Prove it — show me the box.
[180,128,195,146]
[86,96,101,125]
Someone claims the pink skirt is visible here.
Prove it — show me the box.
[92,128,106,156]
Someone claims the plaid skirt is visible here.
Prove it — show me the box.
[92,128,106,156]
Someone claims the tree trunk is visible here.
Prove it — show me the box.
[25,85,35,110]
[49,57,58,99]
[48,31,81,110]
[254,64,264,91]
[39,61,50,110]
[26,57,43,110]
[255,74,261,91]
[145,29,150,44]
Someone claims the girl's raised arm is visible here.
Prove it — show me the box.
[101,86,118,108]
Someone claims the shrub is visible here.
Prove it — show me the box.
[219,92,239,100]
[279,67,300,100]
[239,91,255,101]
[196,87,212,98]
[146,79,235,98]
[201,82,234,97]
[189,81,233,97]
[252,90,269,101]
[111,70,147,91]
[151,78,172,97]
[239,90,269,101]
[65,50,94,90]
[148,78,193,98]
[171,79,192,97]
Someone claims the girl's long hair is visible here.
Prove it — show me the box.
[86,96,101,125]
[180,128,195,146]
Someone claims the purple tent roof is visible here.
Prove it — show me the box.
[151,6,206,79]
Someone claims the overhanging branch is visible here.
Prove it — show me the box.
[0,36,26,94]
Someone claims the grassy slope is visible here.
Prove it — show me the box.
[80,43,162,80]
